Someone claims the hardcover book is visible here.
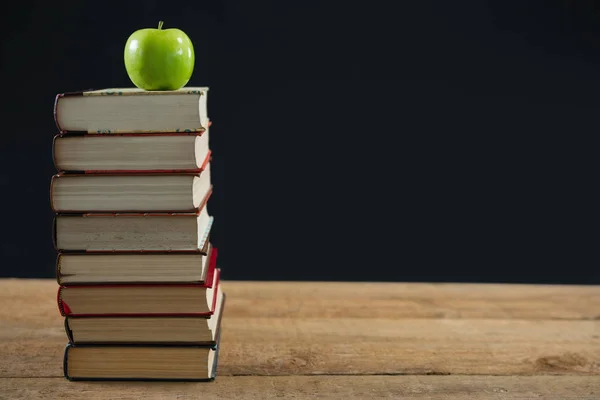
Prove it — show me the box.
[56,243,214,285]
[53,194,213,252]
[54,87,209,134]
[63,331,222,381]
[50,156,212,213]
[57,268,221,317]
[64,289,225,345]
[52,124,211,173]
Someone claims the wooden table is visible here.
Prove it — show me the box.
[0,279,598,399]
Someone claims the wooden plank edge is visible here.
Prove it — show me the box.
[0,375,598,400]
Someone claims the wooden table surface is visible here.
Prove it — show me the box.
[0,279,598,399]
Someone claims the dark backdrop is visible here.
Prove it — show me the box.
[1,1,598,283]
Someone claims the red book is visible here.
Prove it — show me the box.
[57,249,221,317]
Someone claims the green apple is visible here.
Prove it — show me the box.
[124,21,195,91]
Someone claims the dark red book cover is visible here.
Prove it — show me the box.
[57,249,220,317]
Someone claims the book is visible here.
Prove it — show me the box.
[56,243,214,285]
[63,331,222,381]
[54,87,209,134]
[53,198,213,252]
[64,288,225,345]
[52,129,210,173]
[57,267,221,317]
[50,160,211,213]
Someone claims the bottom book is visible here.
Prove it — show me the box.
[63,331,222,382]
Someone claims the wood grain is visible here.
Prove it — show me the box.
[1,279,599,399]
[1,376,599,400]
[1,317,598,378]
[224,281,600,320]
[2,279,599,322]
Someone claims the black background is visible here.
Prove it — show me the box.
[1,1,598,284]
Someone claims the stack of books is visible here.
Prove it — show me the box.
[50,87,224,382]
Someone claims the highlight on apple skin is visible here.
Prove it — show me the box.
[124,21,195,91]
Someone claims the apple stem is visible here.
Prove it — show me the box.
[158,21,164,30]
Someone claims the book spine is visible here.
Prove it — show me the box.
[53,133,88,174]
[54,92,89,135]
[64,317,74,343]
[52,134,60,172]
[49,174,60,213]
[52,215,58,252]
[63,343,72,380]
[53,93,63,133]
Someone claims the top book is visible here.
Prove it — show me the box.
[54,87,209,134]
